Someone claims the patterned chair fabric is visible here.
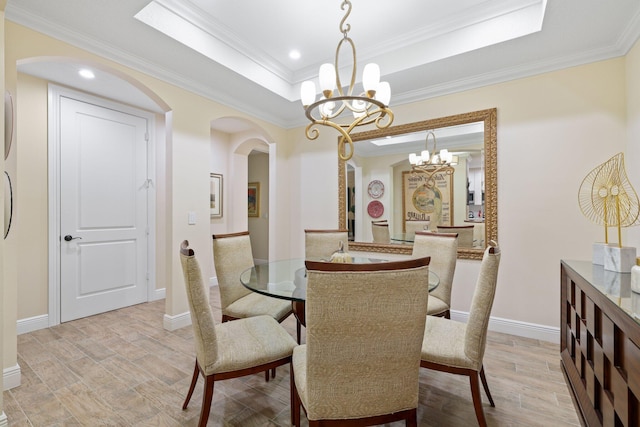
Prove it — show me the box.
[179,240,297,427]
[412,231,458,318]
[420,242,501,427]
[291,257,431,426]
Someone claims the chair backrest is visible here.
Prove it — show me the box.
[437,225,474,247]
[212,232,254,310]
[303,257,431,419]
[180,240,218,369]
[304,229,349,259]
[464,243,501,368]
[405,220,431,234]
[371,221,390,243]
[412,231,458,305]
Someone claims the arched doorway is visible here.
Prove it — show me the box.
[210,117,273,261]
[16,57,171,325]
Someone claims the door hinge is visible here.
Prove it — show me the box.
[145,132,149,141]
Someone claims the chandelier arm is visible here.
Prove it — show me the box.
[426,130,437,153]
[375,109,394,129]
[305,96,387,122]
[305,123,320,141]
[335,37,357,97]
[306,118,354,161]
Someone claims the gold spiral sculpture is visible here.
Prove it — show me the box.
[578,152,640,247]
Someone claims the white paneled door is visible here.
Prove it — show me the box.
[59,96,149,322]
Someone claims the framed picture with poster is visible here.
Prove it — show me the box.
[210,173,223,218]
[402,169,454,230]
[248,182,260,217]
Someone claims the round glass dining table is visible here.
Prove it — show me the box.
[239,257,440,302]
[240,257,439,331]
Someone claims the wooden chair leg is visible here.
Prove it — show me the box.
[296,320,301,344]
[291,366,301,427]
[406,408,417,427]
[182,360,200,410]
[198,375,215,427]
[479,365,495,407]
[265,370,270,382]
[469,371,488,427]
[290,364,296,426]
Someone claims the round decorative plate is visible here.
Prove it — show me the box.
[367,180,384,199]
[367,200,384,218]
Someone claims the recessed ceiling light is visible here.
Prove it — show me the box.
[289,50,301,60]
[78,69,95,79]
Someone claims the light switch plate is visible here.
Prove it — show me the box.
[188,211,196,225]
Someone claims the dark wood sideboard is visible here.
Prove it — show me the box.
[561,260,640,426]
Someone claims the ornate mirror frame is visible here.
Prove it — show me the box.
[338,108,497,260]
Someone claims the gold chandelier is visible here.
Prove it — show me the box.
[300,0,393,161]
[408,130,457,184]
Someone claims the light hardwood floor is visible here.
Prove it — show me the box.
[3,288,580,426]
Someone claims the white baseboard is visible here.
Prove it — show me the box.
[3,364,21,391]
[0,412,8,427]
[450,310,560,343]
[17,314,49,335]
[163,311,192,331]
[152,287,166,301]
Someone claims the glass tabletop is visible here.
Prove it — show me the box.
[391,233,415,243]
[240,257,440,302]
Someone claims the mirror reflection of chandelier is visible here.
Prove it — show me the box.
[408,130,458,185]
[300,0,393,162]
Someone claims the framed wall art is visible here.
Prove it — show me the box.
[402,169,454,231]
[210,173,223,218]
[248,182,260,217]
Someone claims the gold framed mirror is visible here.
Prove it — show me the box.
[338,108,497,260]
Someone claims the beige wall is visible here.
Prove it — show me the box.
[370,58,628,326]
[1,0,6,414]
[15,73,47,320]
[625,39,640,246]
[291,56,629,329]
[3,18,640,382]
[3,21,292,373]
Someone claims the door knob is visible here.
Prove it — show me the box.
[63,235,82,241]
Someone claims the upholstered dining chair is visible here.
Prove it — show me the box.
[212,231,292,323]
[437,224,475,247]
[420,242,501,427]
[212,231,293,376]
[371,220,391,243]
[304,229,349,259]
[179,241,297,427]
[405,219,431,235]
[412,231,458,318]
[291,257,432,427]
